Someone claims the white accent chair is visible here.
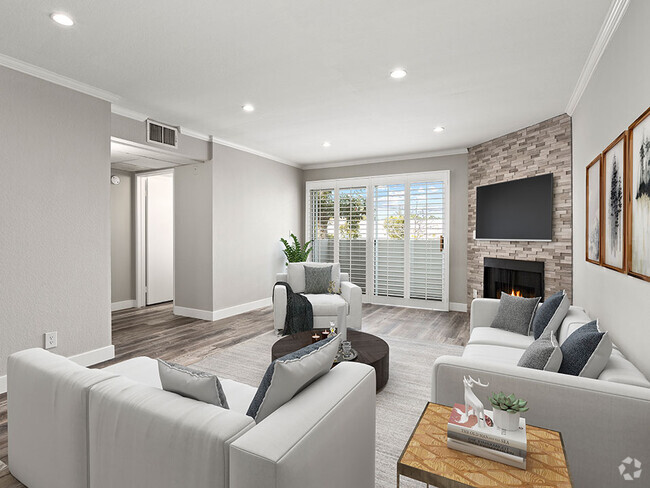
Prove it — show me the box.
[273,262,362,333]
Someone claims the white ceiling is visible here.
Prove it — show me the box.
[0,1,611,166]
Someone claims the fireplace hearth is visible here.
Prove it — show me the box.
[483,258,544,300]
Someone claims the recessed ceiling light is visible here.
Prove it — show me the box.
[390,68,407,79]
[242,104,255,112]
[322,141,331,148]
[50,13,74,26]
[433,126,445,133]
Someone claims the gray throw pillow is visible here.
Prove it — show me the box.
[531,290,570,339]
[517,328,562,371]
[559,320,612,378]
[247,333,341,423]
[490,292,541,335]
[304,264,332,294]
[158,360,229,408]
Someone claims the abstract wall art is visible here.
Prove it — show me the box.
[602,132,626,272]
[586,155,602,265]
[628,107,650,281]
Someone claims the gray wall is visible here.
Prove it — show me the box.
[110,169,135,303]
[0,66,112,376]
[212,144,304,310]
[572,0,650,378]
[304,154,469,307]
[174,162,215,312]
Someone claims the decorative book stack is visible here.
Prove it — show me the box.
[447,404,527,469]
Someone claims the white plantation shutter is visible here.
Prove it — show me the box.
[338,186,367,292]
[409,181,445,301]
[306,171,449,310]
[309,188,335,263]
[373,183,405,298]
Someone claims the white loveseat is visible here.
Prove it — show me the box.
[432,298,650,488]
[274,262,362,332]
[8,348,376,488]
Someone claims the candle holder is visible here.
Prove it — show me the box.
[320,329,330,340]
[311,333,321,344]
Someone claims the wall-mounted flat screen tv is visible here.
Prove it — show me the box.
[476,173,553,241]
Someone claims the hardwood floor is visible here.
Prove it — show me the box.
[0,302,468,487]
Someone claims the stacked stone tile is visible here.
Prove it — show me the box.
[467,114,572,304]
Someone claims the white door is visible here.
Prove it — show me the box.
[146,173,174,305]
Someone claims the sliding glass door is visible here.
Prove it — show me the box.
[306,171,449,310]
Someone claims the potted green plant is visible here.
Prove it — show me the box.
[280,233,312,265]
[488,392,529,431]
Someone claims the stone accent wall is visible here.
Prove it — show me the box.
[467,114,572,304]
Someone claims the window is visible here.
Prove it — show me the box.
[306,171,449,310]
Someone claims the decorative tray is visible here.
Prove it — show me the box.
[334,348,358,363]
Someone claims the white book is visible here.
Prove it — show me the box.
[447,437,527,470]
[448,404,528,451]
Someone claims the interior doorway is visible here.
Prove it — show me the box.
[139,171,174,305]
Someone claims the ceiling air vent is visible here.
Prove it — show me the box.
[146,120,178,148]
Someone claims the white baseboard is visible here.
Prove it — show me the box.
[111,299,137,311]
[450,302,468,313]
[0,344,115,394]
[174,297,273,322]
[68,345,116,367]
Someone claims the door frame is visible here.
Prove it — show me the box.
[135,169,175,307]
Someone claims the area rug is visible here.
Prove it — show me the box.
[191,331,463,488]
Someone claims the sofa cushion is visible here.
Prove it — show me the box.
[557,307,591,344]
[531,290,570,339]
[490,293,541,335]
[517,328,563,371]
[158,360,229,408]
[220,379,258,414]
[304,264,332,293]
[304,293,349,316]
[287,262,341,293]
[559,320,612,378]
[598,350,650,388]
[468,327,535,350]
[462,344,526,366]
[247,333,342,422]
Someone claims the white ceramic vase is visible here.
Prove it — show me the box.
[493,409,520,431]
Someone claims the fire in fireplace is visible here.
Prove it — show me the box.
[483,258,544,300]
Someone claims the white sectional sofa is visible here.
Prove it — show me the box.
[432,298,650,488]
[8,348,376,488]
[274,264,362,332]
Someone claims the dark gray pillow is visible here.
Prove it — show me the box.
[304,264,332,294]
[490,292,541,335]
[158,360,229,408]
[559,320,612,378]
[517,328,562,371]
[531,290,570,339]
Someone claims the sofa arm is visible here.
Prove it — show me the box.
[276,272,288,282]
[469,298,500,330]
[273,284,287,331]
[341,281,362,329]
[88,376,255,488]
[432,355,650,488]
[230,362,376,488]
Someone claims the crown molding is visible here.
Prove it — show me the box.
[180,127,212,142]
[209,135,300,168]
[565,0,630,116]
[0,53,120,103]
[111,105,148,121]
[301,147,468,170]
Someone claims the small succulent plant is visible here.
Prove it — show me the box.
[489,392,529,413]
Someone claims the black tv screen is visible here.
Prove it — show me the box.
[476,174,553,241]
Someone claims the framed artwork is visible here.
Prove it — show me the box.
[628,106,650,281]
[602,132,627,272]
[586,155,602,265]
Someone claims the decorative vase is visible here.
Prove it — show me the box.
[493,409,520,431]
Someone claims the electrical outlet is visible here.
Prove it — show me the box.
[473,289,478,299]
[44,331,57,349]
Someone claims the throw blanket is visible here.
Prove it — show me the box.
[273,282,313,335]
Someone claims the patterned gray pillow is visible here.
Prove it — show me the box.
[531,290,570,339]
[158,360,229,408]
[304,264,332,294]
[490,292,541,335]
[517,328,562,371]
